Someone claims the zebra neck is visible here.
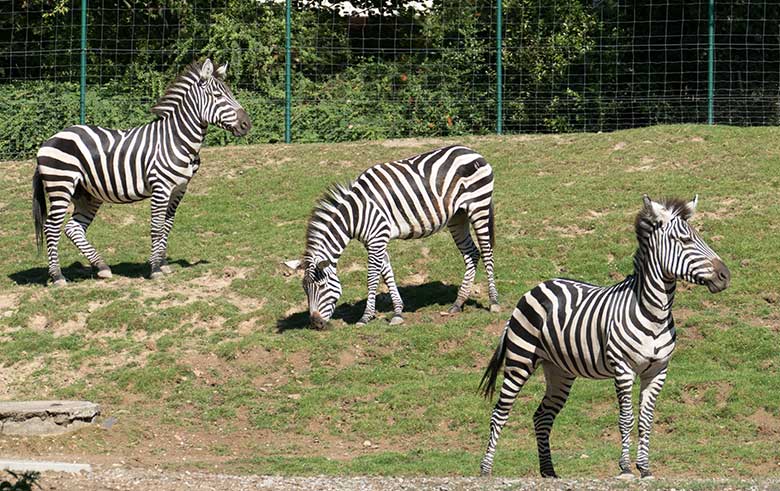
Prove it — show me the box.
[631,244,676,327]
[305,199,356,266]
[165,108,208,156]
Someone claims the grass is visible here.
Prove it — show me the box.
[0,125,778,479]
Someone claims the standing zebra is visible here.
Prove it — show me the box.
[479,196,730,479]
[33,59,250,285]
[287,145,501,329]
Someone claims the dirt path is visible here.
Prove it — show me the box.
[30,469,780,491]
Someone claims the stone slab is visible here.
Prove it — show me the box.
[0,401,100,436]
[0,459,91,474]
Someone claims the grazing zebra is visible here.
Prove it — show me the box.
[32,59,250,285]
[287,145,501,329]
[479,196,730,479]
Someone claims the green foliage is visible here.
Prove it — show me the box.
[4,1,780,159]
[0,471,40,491]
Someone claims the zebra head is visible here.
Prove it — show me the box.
[640,195,730,293]
[301,257,342,329]
[195,59,251,137]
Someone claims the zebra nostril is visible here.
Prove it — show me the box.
[241,121,248,129]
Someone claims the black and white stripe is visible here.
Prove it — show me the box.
[32,59,250,285]
[299,145,501,329]
[479,195,730,479]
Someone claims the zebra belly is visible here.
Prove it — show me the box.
[539,328,615,380]
[78,176,150,204]
[394,219,447,240]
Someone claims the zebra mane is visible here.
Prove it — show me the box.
[304,182,355,260]
[635,197,693,234]
[150,61,207,118]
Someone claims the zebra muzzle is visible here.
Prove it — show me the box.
[705,258,730,293]
[231,109,251,137]
[310,311,327,330]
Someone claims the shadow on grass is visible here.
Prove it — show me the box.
[276,280,485,332]
[8,258,209,285]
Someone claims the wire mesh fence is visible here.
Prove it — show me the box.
[1,0,779,160]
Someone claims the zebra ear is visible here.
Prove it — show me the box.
[642,194,671,224]
[283,259,302,271]
[215,62,228,79]
[686,195,698,218]
[200,59,214,81]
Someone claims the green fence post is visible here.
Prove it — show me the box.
[496,0,503,135]
[707,0,714,125]
[80,0,87,125]
[284,0,292,143]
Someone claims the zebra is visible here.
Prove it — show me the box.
[286,145,501,329]
[32,59,250,285]
[479,195,730,479]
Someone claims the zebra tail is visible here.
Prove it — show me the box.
[32,167,47,254]
[479,326,507,400]
[488,200,495,249]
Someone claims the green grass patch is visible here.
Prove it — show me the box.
[0,125,778,478]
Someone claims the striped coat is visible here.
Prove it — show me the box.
[294,145,501,329]
[33,59,250,285]
[479,196,730,478]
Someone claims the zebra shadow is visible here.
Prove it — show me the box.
[276,280,484,332]
[8,259,209,285]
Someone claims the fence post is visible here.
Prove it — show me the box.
[284,0,292,143]
[79,0,87,125]
[496,0,503,135]
[707,0,714,125]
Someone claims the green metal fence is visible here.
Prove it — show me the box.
[1,1,779,160]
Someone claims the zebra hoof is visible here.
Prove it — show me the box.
[95,265,112,279]
[150,271,164,280]
[51,278,68,288]
[160,264,173,274]
[489,303,501,313]
[389,316,404,326]
[448,304,462,314]
[616,472,635,480]
[479,469,492,477]
[639,470,654,480]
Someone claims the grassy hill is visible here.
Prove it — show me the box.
[0,125,778,478]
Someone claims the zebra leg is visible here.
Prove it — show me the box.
[533,362,576,478]
[148,185,172,279]
[42,190,75,286]
[447,211,480,314]
[613,366,636,478]
[380,251,404,325]
[63,194,111,279]
[469,204,500,313]
[357,243,387,325]
[159,186,186,274]
[636,365,668,479]
[480,359,538,476]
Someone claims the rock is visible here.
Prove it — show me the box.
[0,401,100,436]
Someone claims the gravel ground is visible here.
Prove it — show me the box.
[32,468,780,491]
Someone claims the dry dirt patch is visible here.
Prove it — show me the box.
[747,408,780,436]
[681,381,733,409]
[379,138,448,149]
[0,292,19,311]
[545,224,594,238]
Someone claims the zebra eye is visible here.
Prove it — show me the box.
[677,235,693,245]
[212,91,223,98]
